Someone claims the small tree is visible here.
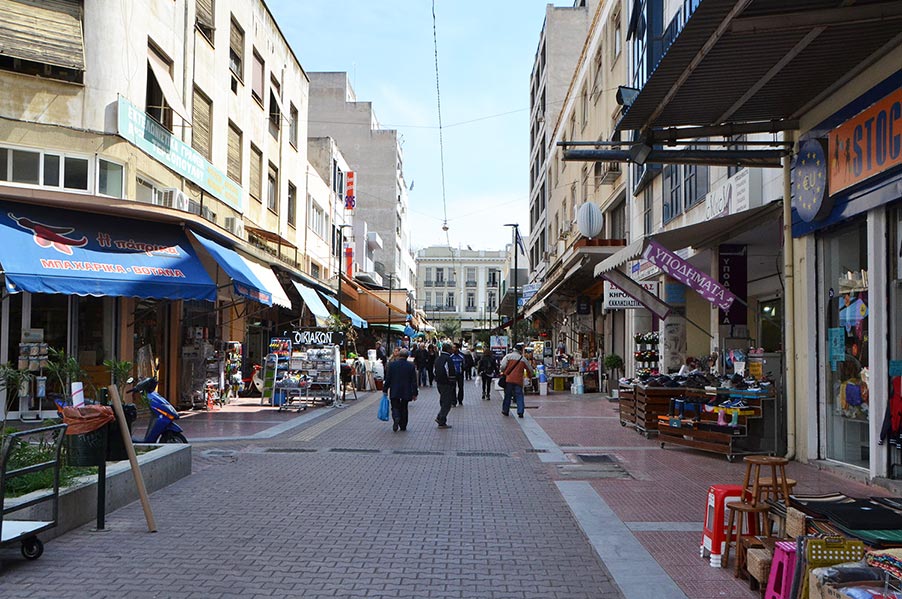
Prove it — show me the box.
[103,359,134,404]
[0,364,35,434]
[604,353,624,388]
[437,319,461,341]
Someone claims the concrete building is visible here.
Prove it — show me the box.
[527,1,593,286]
[415,246,506,341]
[307,72,416,292]
[0,0,360,415]
[305,137,352,283]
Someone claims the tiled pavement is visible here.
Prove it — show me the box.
[0,382,621,598]
[1,381,888,598]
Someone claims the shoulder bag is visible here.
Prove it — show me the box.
[498,357,521,389]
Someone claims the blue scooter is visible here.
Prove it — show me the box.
[127,377,187,444]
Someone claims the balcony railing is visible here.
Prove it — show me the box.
[465,306,477,313]
[423,280,434,287]
[465,280,477,287]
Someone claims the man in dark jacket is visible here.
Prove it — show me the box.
[477,351,498,400]
[433,342,456,428]
[413,342,428,387]
[450,344,466,406]
[383,348,418,432]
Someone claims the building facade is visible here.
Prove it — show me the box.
[415,247,506,342]
[307,72,416,292]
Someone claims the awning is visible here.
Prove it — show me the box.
[321,293,368,329]
[292,280,331,327]
[147,48,191,123]
[369,323,408,334]
[191,233,272,306]
[0,200,215,301]
[617,1,902,133]
[239,258,292,309]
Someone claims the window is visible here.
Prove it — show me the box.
[249,144,262,202]
[251,49,264,104]
[611,13,622,60]
[425,267,433,282]
[446,292,454,308]
[98,159,124,198]
[0,147,91,192]
[466,292,475,308]
[229,18,243,81]
[0,0,85,84]
[727,135,747,178]
[311,262,320,279]
[643,185,653,236]
[266,163,278,213]
[580,85,589,128]
[593,45,604,96]
[466,267,476,283]
[269,88,281,138]
[488,290,497,310]
[196,0,214,43]
[227,122,242,183]
[488,268,499,286]
[146,46,173,131]
[289,103,298,148]
[435,292,443,308]
[435,267,445,283]
[191,87,212,160]
[609,200,626,240]
[64,157,87,189]
[683,163,709,210]
[424,292,432,308]
[309,201,327,238]
[287,182,296,228]
[136,176,165,205]
[663,164,681,224]
[664,160,710,223]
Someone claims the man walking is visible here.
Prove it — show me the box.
[499,343,534,418]
[433,342,456,428]
[477,350,498,400]
[450,344,466,406]
[413,342,428,387]
[383,348,418,432]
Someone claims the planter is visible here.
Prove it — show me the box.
[5,443,190,541]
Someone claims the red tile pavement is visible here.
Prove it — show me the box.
[528,391,890,599]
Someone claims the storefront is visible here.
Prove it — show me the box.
[792,67,902,477]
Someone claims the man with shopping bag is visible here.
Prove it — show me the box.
[383,348,418,432]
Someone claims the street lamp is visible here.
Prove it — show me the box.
[504,223,520,347]
[336,224,353,333]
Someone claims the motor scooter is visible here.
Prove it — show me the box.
[239,364,263,397]
[127,377,187,443]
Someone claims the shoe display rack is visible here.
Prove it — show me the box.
[618,383,682,437]
[657,387,776,461]
[618,384,636,428]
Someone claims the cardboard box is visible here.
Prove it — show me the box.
[811,573,886,599]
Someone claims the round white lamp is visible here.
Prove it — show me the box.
[576,201,604,239]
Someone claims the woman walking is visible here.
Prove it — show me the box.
[477,351,498,400]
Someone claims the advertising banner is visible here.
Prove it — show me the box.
[642,240,738,310]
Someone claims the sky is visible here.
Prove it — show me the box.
[266,1,554,252]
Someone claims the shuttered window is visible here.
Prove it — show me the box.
[191,87,212,160]
[0,0,85,71]
[249,145,262,202]
[229,18,243,79]
[267,163,278,213]
[227,122,242,183]
[251,49,264,103]
[196,0,214,41]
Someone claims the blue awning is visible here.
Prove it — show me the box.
[191,233,272,306]
[321,293,368,329]
[0,201,216,301]
[292,280,330,327]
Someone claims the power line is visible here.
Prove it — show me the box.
[432,0,450,246]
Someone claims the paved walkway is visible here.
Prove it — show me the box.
[1,381,887,598]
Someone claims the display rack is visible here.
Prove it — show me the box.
[277,347,337,412]
[657,387,776,461]
[16,342,49,420]
[633,332,659,377]
[260,337,292,406]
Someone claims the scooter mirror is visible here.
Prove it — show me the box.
[126,376,135,384]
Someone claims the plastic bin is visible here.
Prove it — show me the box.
[539,382,548,395]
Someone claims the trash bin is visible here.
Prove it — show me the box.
[106,403,137,461]
[60,404,117,466]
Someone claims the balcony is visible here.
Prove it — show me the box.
[423,280,434,287]
[434,279,446,287]
[465,280,477,288]
[465,306,477,313]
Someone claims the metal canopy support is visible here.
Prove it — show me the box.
[562,148,786,168]
[730,2,902,33]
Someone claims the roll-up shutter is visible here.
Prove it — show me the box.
[196,0,214,30]
[0,0,85,70]
[227,123,242,183]
[191,87,212,160]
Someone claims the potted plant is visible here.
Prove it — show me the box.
[45,348,88,404]
[603,354,624,398]
[0,364,35,432]
[103,359,134,404]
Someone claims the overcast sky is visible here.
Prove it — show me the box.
[266,0,554,252]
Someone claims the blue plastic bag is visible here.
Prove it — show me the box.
[377,394,390,421]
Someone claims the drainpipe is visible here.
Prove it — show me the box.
[783,140,796,460]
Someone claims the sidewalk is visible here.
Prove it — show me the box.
[521,389,887,599]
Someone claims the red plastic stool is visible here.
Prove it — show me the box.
[765,540,796,599]
[701,484,744,567]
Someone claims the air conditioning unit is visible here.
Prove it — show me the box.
[156,188,175,208]
[186,199,202,215]
[595,162,621,186]
[201,206,216,224]
[172,190,190,212]
[224,217,245,238]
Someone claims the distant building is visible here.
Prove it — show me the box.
[415,246,506,341]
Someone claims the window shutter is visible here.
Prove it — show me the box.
[229,20,243,77]
[191,88,212,160]
[0,0,85,70]
[250,146,262,200]
[252,51,264,101]
[227,123,241,183]
[196,0,214,29]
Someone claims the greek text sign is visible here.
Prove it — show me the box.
[292,329,345,346]
[117,96,242,212]
[642,240,738,310]
[603,281,659,310]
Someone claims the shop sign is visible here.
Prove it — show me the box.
[345,244,353,278]
[828,86,902,195]
[642,240,738,310]
[793,139,832,223]
[603,281,658,310]
[345,171,356,211]
[576,295,591,315]
[718,245,747,325]
[116,96,242,212]
[292,329,345,346]
[522,282,540,300]
[490,335,509,350]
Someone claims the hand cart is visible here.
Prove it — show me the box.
[0,423,68,560]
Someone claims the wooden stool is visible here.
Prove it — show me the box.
[740,456,792,506]
[724,501,770,576]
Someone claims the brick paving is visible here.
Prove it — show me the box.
[0,382,621,598]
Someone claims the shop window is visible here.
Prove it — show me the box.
[758,300,782,353]
[98,159,124,198]
[820,219,869,468]
[30,294,69,358]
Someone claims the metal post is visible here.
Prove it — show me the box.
[513,227,519,347]
[387,274,393,349]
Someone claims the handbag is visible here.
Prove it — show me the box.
[498,358,519,389]
[377,393,390,421]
